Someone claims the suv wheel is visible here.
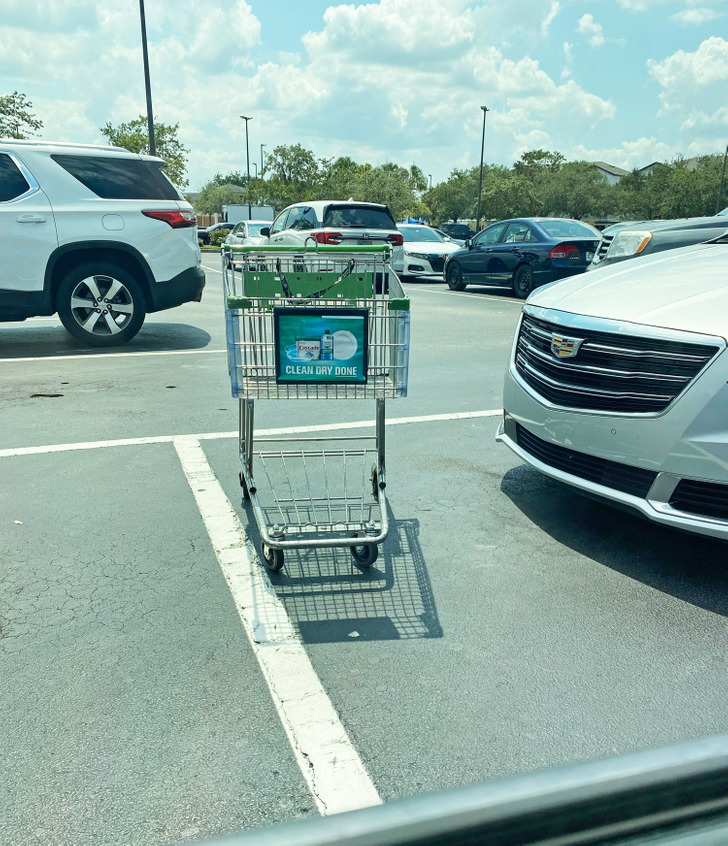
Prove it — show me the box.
[57,262,146,346]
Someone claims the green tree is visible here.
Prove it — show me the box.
[193,184,245,216]
[100,116,189,188]
[353,162,419,219]
[0,91,43,139]
[319,156,361,199]
[543,161,608,219]
[425,167,479,224]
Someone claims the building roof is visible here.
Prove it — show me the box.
[591,161,630,177]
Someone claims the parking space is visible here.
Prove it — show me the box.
[2,255,727,844]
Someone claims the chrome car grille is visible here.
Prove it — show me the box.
[515,313,720,414]
[596,234,613,261]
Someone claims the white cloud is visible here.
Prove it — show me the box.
[562,41,574,78]
[648,36,728,125]
[670,7,725,25]
[541,1,561,37]
[577,13,605,48]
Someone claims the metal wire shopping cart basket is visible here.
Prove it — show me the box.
[223,243,410,571]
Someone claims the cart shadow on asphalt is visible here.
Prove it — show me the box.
[246,504,443,643]
[500,464,728,617]
[0,321,212,358]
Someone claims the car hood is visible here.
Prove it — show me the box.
[527,242,728,340]
[403,241,461,255]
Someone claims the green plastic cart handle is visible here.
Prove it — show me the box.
[222,244,391,254]
[388,298,410,311]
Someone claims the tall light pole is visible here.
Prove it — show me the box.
[138,0,156,156]
[253,162,258,178]
[428,173,432,189]
[260,143,266,177]
[475,106,490,232]
[240,115,252,219]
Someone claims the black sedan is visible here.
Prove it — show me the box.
[197,221,234,245]
[443,218,601,298]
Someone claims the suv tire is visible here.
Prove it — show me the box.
[56,262,147,347]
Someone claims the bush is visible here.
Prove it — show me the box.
[209,228,229,246]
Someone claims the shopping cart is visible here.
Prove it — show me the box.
[223,243,410,572]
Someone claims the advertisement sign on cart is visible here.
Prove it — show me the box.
[274,307,369,384]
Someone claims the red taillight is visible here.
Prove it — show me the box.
[386,233,404,247]
[142,210,197,228]
[312,231,344,245]
[549,243,580,260]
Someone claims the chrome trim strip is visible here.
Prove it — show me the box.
[518,340,691,383]
[0,152,40,203]
[516,356,673,402]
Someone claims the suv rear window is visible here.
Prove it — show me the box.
[323,205,396,229]
[51,155,182,201]
[0,154,31,201]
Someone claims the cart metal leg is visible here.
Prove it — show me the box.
[239,397,255,496]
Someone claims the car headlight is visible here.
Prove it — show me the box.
[405,251,430,260]
[607,230,653,258]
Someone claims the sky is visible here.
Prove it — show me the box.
[1,0,727,191]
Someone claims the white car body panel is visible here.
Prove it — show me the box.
[497,241,728,540]
[528,242,728,337]
[394,226,461,278]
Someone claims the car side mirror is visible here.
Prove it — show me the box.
[260,227,270,237]
[465,238,472,248]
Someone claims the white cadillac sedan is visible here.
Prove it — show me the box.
[394,224,461,281]
[496,237,728,541]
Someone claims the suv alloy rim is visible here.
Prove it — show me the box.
[70,274,135,336]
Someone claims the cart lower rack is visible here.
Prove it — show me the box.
[223,243,410,571]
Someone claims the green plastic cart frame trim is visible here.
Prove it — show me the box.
[222,244,392,254]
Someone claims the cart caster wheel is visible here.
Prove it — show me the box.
[350,534,378,568]
[261,542,284,572]
[239,471,250,500]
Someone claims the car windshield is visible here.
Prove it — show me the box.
[323,205,396,229]
[538,220,600,238]
[400,227,444,242]
[247,223,267,236]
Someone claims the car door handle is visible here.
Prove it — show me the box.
[16,215,47,224]
[510,247,521,254]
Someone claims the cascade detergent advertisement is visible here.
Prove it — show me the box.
[274,307,369,384]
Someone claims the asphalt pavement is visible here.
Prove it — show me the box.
[2,255,727,844]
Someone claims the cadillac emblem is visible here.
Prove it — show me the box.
[550,333,584,359]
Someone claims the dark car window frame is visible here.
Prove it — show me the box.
[51,154,183,201]
[0,153,34,202]
[503,222,537,244]
[270,209,290,235]
[474,223,506,246]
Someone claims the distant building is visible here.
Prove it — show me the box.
[591,161,630,185]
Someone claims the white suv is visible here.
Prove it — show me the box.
[0,140,204,346]
[261,200,404,265]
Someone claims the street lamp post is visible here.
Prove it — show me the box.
[253,162,258,178]
[260,144,266,177]
[428,174,432,190]
[138,0,156,156]
[475,106,490,232]
[240,115,252,219]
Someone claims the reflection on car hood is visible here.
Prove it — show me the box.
[527,242,728,339]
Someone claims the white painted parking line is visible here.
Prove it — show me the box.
[0,348,226,364]
[0,409,501,459]
[174,436,382,815]
[404,285,522,304]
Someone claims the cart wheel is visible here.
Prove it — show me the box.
[261,542,284,572]
[239,471,250,500]
[350,534,378,568]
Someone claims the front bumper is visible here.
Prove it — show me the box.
[147,266,206,313]
[399,254,447,278]
[497,353,728,541]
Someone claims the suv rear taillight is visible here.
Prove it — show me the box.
[142,210,197,228]
[549,243,580,260]
[386,233,404,247]
[312,232,344,245]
